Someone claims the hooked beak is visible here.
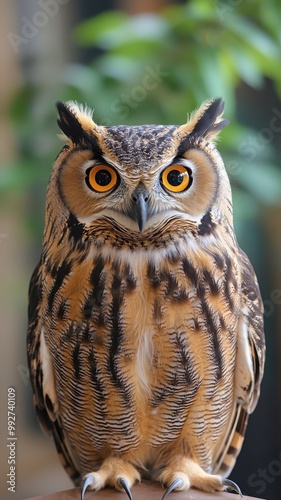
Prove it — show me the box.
[131,183,149,231]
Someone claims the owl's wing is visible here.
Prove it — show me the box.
[234,249,265,413]
[213,249,265,476]
[27,261,49,432]
[27,261,81,485]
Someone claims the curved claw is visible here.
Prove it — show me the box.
[117,477,133,500]
[161,478,184,500]
[81,475,94,500]
[222,478,243,497]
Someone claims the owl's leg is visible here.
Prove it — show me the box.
[157,456,242,498]
[80,456,140,500]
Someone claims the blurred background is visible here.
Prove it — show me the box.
[1,1,281,499]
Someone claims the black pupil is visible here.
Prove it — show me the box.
[96,169,112,186]
[167,169,184,186]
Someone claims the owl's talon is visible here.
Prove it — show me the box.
[161,478,184,499]
[117,477,133,500]
[222,478,243,497]
[81,475,94,500]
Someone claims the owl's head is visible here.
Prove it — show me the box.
[49,99,230,249]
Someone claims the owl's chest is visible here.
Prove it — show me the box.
[45,249,239,399]
[43,249,239,454]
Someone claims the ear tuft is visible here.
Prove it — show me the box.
[56,101,97,146]
[177,98,229,150]
[192,98,229,138]
[56,101,86,144]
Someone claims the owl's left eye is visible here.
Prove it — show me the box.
[86,165,119,193]
[160,165,192,193]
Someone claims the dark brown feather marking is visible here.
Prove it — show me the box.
[48,260,72,312]
[124,264,137,291]
[147,262,161,288]
[67,212,85,241]
[63,322,77,341]
[108,272,130,403]
[45,394,55,414]
[223,256,236,311]
[174,331,195,386]
[163,272,178,297]
[198,211,216,236]
[182,258,198,287]
[57,300,67,320]
[89,348,106,399]
[213,253,225,270]
[27,261,42,323]
[203,269,220,295]
[236,407,248,437]
[199,290,223,380]
[83,256,106,319]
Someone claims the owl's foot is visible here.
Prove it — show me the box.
[222,478,243,496]
[80,457,140,500]
[158,456,242,498]
[161,478,185,499]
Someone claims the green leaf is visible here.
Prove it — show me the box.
[224,14,280,59]
[74,11,128,46]
[75,12,168,51]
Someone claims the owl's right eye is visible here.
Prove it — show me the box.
[86,165,119,193]
[160,165,192,193]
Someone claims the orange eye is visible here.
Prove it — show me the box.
[86,165,118,193]
[161,165,192,193]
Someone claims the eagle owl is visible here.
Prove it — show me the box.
[27,98,265,499]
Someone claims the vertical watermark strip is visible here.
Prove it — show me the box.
[7,387,17,493]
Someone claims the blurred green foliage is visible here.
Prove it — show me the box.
[3,0,281,244]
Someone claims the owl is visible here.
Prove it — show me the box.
[27,98,265,500]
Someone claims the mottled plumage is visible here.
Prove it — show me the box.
[27,98,265,497]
